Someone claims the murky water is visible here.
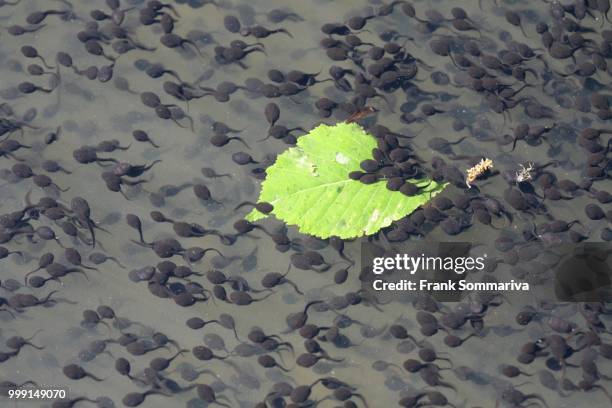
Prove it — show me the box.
[0,0,611,407]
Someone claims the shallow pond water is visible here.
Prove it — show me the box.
[0,0,611,407]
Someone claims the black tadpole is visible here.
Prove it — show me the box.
[122,390,169,407]
[5,329,44,351]
[160,33,206,58]
[233,219,273,238]
[132,129,159,148]
[201,167,230,179]
[0,246,21,260]
[210,133,250,149]
[261,268,303,295]
[113,160,161,178]
[296,352,344,368]
[193,183,223,205]
[63,364,104,381]
[241,25,293,39]
[192,345,229,361]
[21,45,54,69]
[265,103,280,126]
[196,384,231,408]
[229,290,274,305]
[26,10,69,25]
[285,300,324,331]
[186,317,220,330]
[82,309,111,330]
[8,25,47,36]
[234,201,273,214]
[88,252,125,268]
[149,349,188,371]
[258,354,291,371]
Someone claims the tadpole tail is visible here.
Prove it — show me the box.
[72,269,90,281]
[86,372,105,382]
[204,248,225,258]
[323,355,345,363]
[130,239,151,248]
[86,220,97,248]
[278,28,293,38]
[286,279,304,295]
[234,202,256,211]
[41,290,59,304]
[232,137,251,149]
[450,136,467,145]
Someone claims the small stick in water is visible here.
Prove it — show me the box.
[345,106,378,124]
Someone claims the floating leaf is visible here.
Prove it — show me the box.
[246,122,447,239]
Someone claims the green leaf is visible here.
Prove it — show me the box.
[246,122,447,239]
